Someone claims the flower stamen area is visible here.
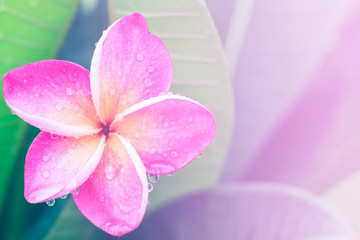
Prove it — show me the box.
[101,124,111,136]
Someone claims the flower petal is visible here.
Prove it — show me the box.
[122,183,356,240]
[112,95,216,175]
[73,134,148,236]
[90,13,173,123]
[3,60,101,136]
[24,132,105,203]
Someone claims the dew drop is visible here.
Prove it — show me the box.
[105,165,117,180]
[147,66,154,72]
[42,171,50,178]
[10,110,15,115]
[163,152,168,158]
[42,156,49,162]
[150,148,156,154]
[46,199,55,206]
[144,78,152,86]
[167,173,173,177]
[55,103,62,110]
[72,72,78,78]
[197,153,202,159]
[72,188,79,195]
[60,194,68,199]
[159,92,166,96]
[74,136,80,140]
[136,53,144,61]
[148,182,153,192]
[50,133,58,139]
[147,197,151,205]
[66,88,73,95]
[148,174,159,183]
[171,151,178,158]
[61,67,66,73]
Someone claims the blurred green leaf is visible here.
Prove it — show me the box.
[0,0,79,239]
[44,199,101,240]
[108,0,234,210]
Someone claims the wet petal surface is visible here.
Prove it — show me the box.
[73,134,148,236]
[3,60,101,136]
[112,95,216,175]
[90,13,173,123]
[25,132,105,203]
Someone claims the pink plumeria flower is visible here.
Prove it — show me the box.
[2,13,215,236]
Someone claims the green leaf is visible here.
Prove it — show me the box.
[108,0,234,210]
[0,0,79,239]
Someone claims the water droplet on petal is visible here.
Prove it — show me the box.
[144,78,152,86]
[61,67,66,73]
[50,133,58,139]
[55,103,62,110]
[148,182,153,192]
[136,53,144,61]
[42,156,49,162]
[72,188,79,195]
[60,194,68,199]
[148,174,159,183]
[66,88,73,95]
[46,199,55,206]
[159,92,166,96]
[10,110,15,115]
[74,136,80,139]
[197,153,202,159]
[150,148,156,154]
[147,66,154,72]
[72,72,78,78]
[171,151,178,158]
[167,173,173,177]
[105,165,117,180]
[42,171,50,178]
[147,197,151,205]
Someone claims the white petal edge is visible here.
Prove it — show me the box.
[112,95,202,123]
[7,101,101,137]
[65,134,107,191]
[115,133,148,223]
[90,18,122,123]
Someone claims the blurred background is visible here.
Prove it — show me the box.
[1,0,360,239]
